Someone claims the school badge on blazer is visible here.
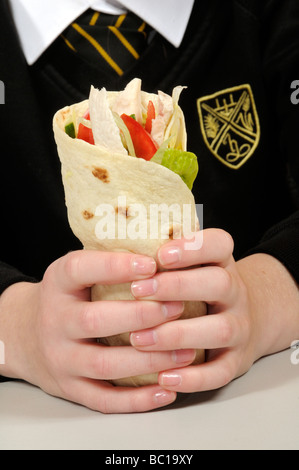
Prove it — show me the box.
[197,84,260,169]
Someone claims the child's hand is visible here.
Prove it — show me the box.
[0,251,196,413]
[130,229,299,393]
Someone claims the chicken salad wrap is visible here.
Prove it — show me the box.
[53,78,206,387]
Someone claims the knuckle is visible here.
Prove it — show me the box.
[217,315,235,346]
[145,352,156,372]
[157,321,185,350]
[55,378,73,402]
[97,394,112,414]
[171,272,185,295]
[128,395,141,413]
[215,267,233,299]
[171,323,186,349]
[92,349,111,379]
[97,392,142,415]
[133,301,163,330]
[145,351,169,374]
[42,259,61,291]
[239,314,252,345]
[217,229,235,256]
[133,302,148,329]
[220,361,236,387]
[64,251,82,284]
[103,253,129,278]
[42,262,55,285]
[103,253,116,277]
[79,305,96,336]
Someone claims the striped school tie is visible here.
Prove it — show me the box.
[60,10,151,77]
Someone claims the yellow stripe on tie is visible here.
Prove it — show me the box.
[90,12,100,26]
[72,23,124,76]
[61,35,77,52]
[138,22,147,38]
[115,14,126,28]
[109,26,140,60]
[138,22,146,33]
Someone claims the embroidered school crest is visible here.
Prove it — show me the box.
[197,85,260,169]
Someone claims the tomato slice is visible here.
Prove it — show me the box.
[145,100,156,134]
[121,114,157,161]
[76,109,94,144]
[77,123,95,145]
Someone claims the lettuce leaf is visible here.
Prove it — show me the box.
[160,149,199,190]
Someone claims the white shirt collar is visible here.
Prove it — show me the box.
[9,0,195,65]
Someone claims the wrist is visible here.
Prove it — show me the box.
[0,281,40,381]
[237,253,299,361]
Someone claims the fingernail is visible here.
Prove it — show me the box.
[131,330,157,347]
[172,349,196,364]
[158,247,182,266]
[162,302,185,319]
[132,257,156,276]
[131,279,158,298]
[154,390,176,405]
[160,373,182,387]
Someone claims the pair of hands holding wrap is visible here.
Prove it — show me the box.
[3,227,296,414]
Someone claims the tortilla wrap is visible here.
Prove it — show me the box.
[53,82,207,387]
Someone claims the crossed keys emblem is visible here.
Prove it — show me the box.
[197,85,260,169]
